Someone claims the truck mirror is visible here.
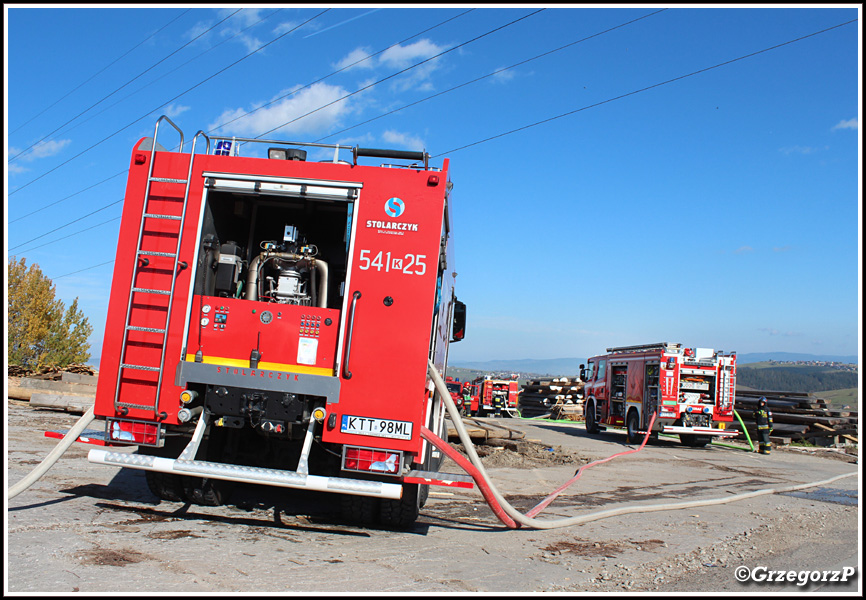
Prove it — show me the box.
[451,300,466,342]
[579,364,586,382]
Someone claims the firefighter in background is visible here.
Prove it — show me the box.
[755,397,773,454]
[462,387,472,416]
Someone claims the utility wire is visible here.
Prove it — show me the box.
[53,261,116,280]
[9,8,285,225]
[208,8,475,135]
[317,9,667,143]
[27,9,286,156]
[13,216,121,256]
[10,9,192,136]
[255,9,545,139]
[40,17,858,283]
[10,9,242,163]
[9,200,124,252]
[8,8,331,198]
[434,18,859,157]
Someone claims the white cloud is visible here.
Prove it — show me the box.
[379,39,448,93]
[9,138,71,162]
[382,130,425,152]
[207,82,353,137]
[779,145,828,155]
[490,68,516,84]
[832,118,858,131]
[334,47,377,71]
[733,246,753,254]
[163,104,190,119]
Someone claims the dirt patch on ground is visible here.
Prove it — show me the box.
[541,538,666,558]
[449,438,588,469]
[76,548,149,567]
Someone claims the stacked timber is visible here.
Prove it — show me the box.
[8,369,98,414]
[733,389,858,446]
[518,377,584,420]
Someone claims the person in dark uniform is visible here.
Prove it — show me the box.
[755,397,773,454]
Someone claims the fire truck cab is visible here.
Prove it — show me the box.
[85,116,469,528]
[581,343,737,447]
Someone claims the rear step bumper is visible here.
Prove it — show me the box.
[87,449,403,499]
[662,426,739,437]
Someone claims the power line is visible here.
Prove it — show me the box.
[317,9,668,143]
[208,8,475,136]
[13,216,121,256]
[53,261,116,280]
[29,16,858,281]
[43,9,286,149]
[10,8,243,163]
[8,8,331,198]
[10,9,192,136]
[255,9,546,140]
[9,9,285,225]
[9,200,124,252]
[434,18,859,157]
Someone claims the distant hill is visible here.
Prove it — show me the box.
[451,352,858,377]
[737,352,857,364]
[450,358,586,376]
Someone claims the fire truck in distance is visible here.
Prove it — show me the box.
[580,343,738,447]
[472,375,519,417]
[85,116,468,528]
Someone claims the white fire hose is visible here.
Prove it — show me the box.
[7,405,96,500]
[8,368,858,530]
[426,360,857,529]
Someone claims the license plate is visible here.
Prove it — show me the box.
[341,415,413,441]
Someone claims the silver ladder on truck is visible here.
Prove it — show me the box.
[113,117,209,416]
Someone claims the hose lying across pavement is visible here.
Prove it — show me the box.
[426,360,857,530]
[8,368,858,531]
[7,404,96,500]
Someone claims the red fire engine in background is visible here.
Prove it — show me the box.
[472,375,519,417]
[85,116,469,528]
[581,343,738,447]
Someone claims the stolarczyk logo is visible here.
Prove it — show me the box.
[385,197,405,218]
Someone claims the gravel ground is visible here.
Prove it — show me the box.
[5,400,861,594]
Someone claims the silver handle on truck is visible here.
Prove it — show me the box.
[342,291,362,379]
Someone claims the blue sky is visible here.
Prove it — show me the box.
[5,5,861,365]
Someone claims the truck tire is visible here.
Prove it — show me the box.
[585,400,599,434]
[340,494,379,525]
[182,476,233,507]
[680,434,711,448]
[144,470,185,502]
[379,483,420,529]
[626,410,642,445]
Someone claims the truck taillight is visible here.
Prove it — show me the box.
[106,418,163,447]
[342,446,402,475]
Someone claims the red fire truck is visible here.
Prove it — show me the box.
[581,343,738,447]
[84,116,469,528]
[473,376,519,417]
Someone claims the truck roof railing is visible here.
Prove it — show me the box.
[605,342,682,354]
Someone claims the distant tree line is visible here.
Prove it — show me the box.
[737,366,857,393]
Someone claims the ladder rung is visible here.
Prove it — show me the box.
[126,326,166,334]
[138,250,177,257]
[143,213,182,220]
[132,287,171,295]
[116,402,158,410]
[120,363,160,372]
[150,177,188,184]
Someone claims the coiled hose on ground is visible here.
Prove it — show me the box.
[426,360,857,530]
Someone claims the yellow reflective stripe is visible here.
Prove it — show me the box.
[184,354,333,376]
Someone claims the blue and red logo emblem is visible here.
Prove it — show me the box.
[385,197,405,218]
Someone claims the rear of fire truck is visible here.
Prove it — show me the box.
[87,116,467,528]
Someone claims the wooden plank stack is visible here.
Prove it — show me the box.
[8,367,98,415]
[517,377,584,420]
[733,389,858,446]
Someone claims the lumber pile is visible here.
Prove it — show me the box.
[733,390,858,446]
[446,417,526,442]
[517,377,584,420]
[8,368,98,415]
